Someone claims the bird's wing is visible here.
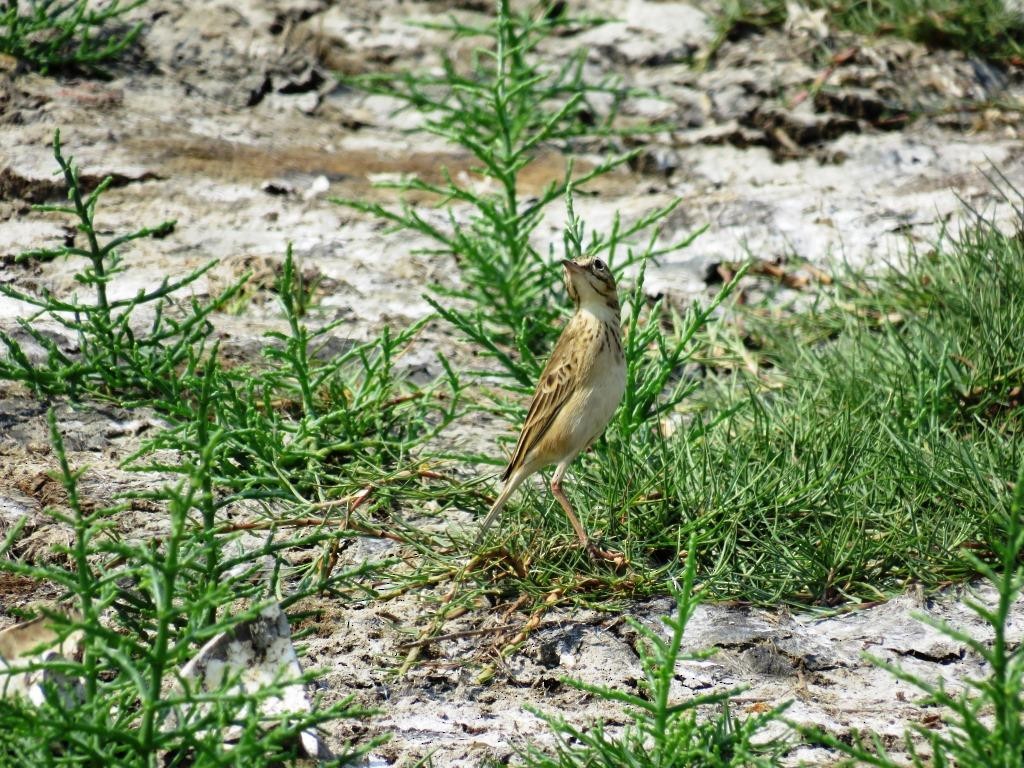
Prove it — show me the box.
[502,327,581,482]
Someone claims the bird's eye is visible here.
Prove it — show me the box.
[593,258,606,272]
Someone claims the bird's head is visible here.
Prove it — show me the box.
[562,257,620,315]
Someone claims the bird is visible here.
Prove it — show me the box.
[475,256,627,563]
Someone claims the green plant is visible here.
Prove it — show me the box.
[518,535,788,767]
[654,202,1023,605]
[706,0,1024,64]
[331,0,726,587]
[798,459,1024,766]
[131,246,465,501]
[0,0,147,75]
[0,410,381,766]
[835,0,1024,62]
[491,193,1022,607]
[0,131,469,656]
[327,0,1024,623]
[334,0,659,382]
[0,129,244,402]
[1,133,461,504]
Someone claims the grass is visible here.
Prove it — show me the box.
[334,0,649,379]
[331,0,728,608]
[0,131,463,761]
[0,0,146,75]
[329,0,1022,616]
[2,132,464,488]
[709,0,1024,65]
[676,206,1024,605]
[552,203,1022,607]
[517,536,789,768]
[0,411,383,766]
[797,459,1024,766]
[399,202,1021,624]
[0,130,237,402]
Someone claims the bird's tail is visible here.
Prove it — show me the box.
[474,469,527,546]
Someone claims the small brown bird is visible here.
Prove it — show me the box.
[475,256,627,562]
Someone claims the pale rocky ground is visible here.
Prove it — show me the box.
[1,0,1023,765]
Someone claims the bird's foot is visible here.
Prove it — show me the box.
[585,541,628,570]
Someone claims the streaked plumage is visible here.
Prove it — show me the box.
[475,257,626,561]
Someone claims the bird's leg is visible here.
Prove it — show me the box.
[550,466,590,549]
[550,463,626,567]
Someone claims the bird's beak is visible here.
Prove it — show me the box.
[561,259,583,272]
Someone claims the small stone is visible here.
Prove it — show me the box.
[261,180,295,196]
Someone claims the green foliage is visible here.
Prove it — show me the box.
[631,205,1023,605]
[831,0,1024,61]
[0,130,469,764]
[477,195,1022,602]
[518,536,788,767]
[0,0,146,75]
[333,0,755,592]
[709,0,1024,64]
[133,246,465,501]
[334,0,664,382]
[799,460,1024,766]
[0,129,243,402]
[2,14,1022,768]
[331,0,1021,614]
[0,411,380,766]
[1,132,463,501]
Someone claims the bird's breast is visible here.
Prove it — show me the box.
[570,315,626,437]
